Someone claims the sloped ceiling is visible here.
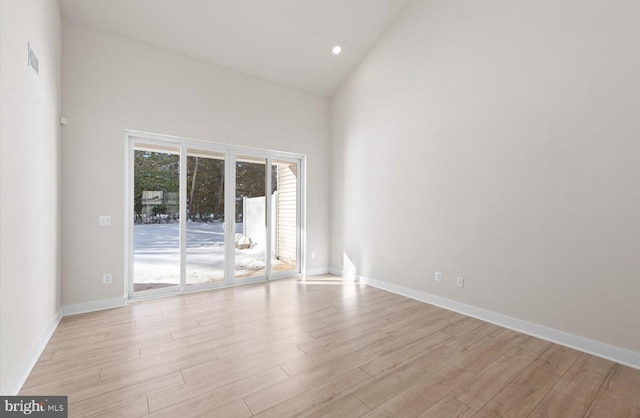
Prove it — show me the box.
[59,0,412,97]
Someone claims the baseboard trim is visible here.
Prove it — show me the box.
[1,312,62,395]
[328,267,342,276]
[305,267,330,276]
[329,267,358,280]
[330,269,640,370]
[59,296,127,316]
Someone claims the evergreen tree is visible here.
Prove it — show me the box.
[133,151,179,215]
[135,152,275,222]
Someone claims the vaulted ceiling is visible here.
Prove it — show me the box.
[59,0,413,97]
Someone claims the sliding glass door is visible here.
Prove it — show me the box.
[127,132,304,298]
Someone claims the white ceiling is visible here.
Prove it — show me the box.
[59,0,413,97]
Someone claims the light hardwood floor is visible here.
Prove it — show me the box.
[20,276,640,417]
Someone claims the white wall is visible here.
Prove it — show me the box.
[61,21,330,305]
[331,0,640,352]
[0,0,61,392]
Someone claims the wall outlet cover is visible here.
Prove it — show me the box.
[103,273,112,284]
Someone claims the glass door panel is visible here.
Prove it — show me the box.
[186,148,226,285]
[271,160,299,274]
[234,155,267,279]
[133,145,181,292]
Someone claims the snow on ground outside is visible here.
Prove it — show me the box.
[134,221,273,284]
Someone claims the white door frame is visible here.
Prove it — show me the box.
[124,130,305,300]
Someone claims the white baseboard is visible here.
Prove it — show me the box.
[1,312,62,395]
[329,267,358,280]
[330,268,640,370]
[305,267,330,276]
[328,267,343,276]
[3,296,127,395]
[59,296,127,316]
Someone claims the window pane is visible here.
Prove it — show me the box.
[133,147,180,291]
[186,149,226,284]
[235,156,266,279]
[271,160,298,274]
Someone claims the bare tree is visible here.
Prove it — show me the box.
[188,157,199,220]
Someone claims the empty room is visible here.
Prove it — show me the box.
[1,0,638,417]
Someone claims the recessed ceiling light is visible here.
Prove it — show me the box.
[332,46,342,55]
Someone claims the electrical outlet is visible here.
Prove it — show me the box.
[435,271,442,282]
[28,42,39,75]
[456,277,464,288]
[311,252,316,259]
[99,215,111,226]
[103,273,112,284]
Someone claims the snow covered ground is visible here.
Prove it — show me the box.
[134,221,276,285]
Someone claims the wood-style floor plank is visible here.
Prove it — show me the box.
[353,344,464,409]
[473,366,560,417]
[87,397,150,418]
[440,316,485,338]
[553,353,614,405]
[533,344,582,376]
[148,367,289,416]
[585,364,640,417]
[360,330,453,378]
[251,368,372,417]
[17,276,640,418]
[363,364,473,417]
[99,345,217,381]
[368,321,451,356]
[279,344,382,378]
[452,346,537,410]
[243,350,377,414]
[417,396,476,418]
[148,359,284,412]
[519,336,554,356]
[198,399,253,418]
[529,390,588,418]
[305,394,370,418]
[70,373,184,417]
[452,328,529,374]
